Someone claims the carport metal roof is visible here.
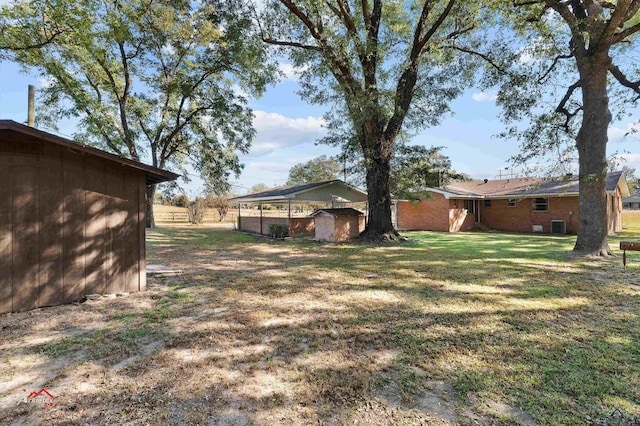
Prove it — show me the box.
[230,180,368,204]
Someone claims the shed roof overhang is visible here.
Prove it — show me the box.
[0,120,179,185]
[618,174,631,198]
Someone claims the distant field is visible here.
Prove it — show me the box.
[153,204,226,223]
[623,210,640,232]
[153,204,188,214]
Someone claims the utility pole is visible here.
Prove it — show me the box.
[343,154,347,183]
[27,85,35,127]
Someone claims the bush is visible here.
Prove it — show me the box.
[268,223,288,239]
[172,194,190,207]
[206,194,230,221]
[187,197,207,224]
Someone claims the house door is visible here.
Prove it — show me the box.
[475,200,480,223]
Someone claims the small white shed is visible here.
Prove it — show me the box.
[310,208,365,242]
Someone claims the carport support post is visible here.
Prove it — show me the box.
[288,200,291,219]
[259,203,263,235]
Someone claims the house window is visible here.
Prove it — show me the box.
[483,200,492,207]
[532,198,549,212]
[464,200,475,213]
[507,199,516,207]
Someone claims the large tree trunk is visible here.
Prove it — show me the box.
[146,184,156,229]
[573,55,612,256]
[362,155,396,238]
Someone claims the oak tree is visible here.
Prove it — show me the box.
[390,145,467,200]
[497,0,640,255]
[259,0,491,239]
[1,0,277,227]
[286,155,341,186]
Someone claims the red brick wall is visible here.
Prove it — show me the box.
[334,215,362,241]
[239,217,315,235]
[396,194,450,231]
[449,199,476,231]
[480,197,579,233]
[289,218,314,234]
[396,188,624,235]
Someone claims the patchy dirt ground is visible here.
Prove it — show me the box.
[1,227,638,425]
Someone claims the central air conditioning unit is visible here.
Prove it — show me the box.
[550,220,566,234]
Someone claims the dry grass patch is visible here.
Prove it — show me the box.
[1,226,639,425]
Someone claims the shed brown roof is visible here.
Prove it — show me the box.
[0,120,179,185]
[310,208,364,217]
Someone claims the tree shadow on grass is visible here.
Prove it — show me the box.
[1,227,639,424]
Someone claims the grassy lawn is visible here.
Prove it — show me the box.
[1,225,639,425]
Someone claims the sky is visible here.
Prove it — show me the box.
[1,58,639,196]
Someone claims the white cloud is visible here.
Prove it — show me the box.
[38,76,55,89]
[161,44,176,56]
[248,110,326,156]
[278,62,307,82]
[609,127,626,142]
[231,84,250,99]
[517,36,546,65]
[609,122,640,142]
[618,153,640,173]
[471,92,497,102]
[279,63,298,81]
[246,161,288,170]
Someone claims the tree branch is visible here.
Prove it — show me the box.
[0,29,66,51]
[544,0,584,55]
[609,63,640,100]
[446,45,509,75]
[418,0,457,52]
[261,36,322,51]
[513,0,544,5]
[385,0,457,144]
[555,80,582,131]
[273,0,361,98]
[117,40,136,159]
[328,0,366,63]
[612,21,640,43]
[537,52,574,83]
[363,0,382,92]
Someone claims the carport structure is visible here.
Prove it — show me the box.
[230,180,368,236]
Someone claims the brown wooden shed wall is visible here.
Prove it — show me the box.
[0,130,146,314]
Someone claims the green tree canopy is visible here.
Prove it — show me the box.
[390,145,467,200]
[250,183,270,193]
[621,166,639,193]
[286,155,341,186]
[0,0,277,226]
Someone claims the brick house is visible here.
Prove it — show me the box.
[396,171,629,234]
[623,194,640,209]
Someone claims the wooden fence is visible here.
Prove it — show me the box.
[154,210,236,224]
